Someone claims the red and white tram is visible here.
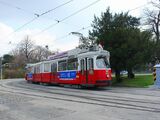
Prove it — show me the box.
[25,45,112,87]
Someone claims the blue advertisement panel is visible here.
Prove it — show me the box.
[27,73,33,80]
[59,71,76,79]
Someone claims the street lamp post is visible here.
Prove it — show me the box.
[0,57,3,80]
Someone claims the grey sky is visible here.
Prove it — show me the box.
[0,0,149,56]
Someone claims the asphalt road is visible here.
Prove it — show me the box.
[0,79,160,120]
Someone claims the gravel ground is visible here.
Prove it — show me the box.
[0,79,160,120]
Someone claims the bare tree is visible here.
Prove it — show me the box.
[10,35,55,68]
[32,45,52,62]
[151,0,160,9]
[143,0,160,62]
[18,35,35,63]
[144,0,160,44]
[10,35,35,66]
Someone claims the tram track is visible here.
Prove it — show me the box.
[15,80,160,99]
[0,80,160,113]
[9,80,160,105]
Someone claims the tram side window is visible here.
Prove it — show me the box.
[38,65,41,73]
[80,59,84,71]
[34,67,36,73]
[35,65,40,73]
[88,58,94,70]
[51,63,57,72]
[44,63,51,72]
[31,67,34,73]
[67,58,78,70]
[58,60,67,71]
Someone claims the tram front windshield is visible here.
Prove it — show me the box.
[96,56,110,69]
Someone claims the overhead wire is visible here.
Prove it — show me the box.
[10,0,74,33]
[3,0,150,48]
[45,25,91,50]
[46,2,150,43]
[40,0,74,16]
[54,19,82,28]
[76,25,91,32]
[128,2,151,13]
[0,0,38,16]
[7,26,91,47]
[0,0,74,42]
[53,25,91,42]
[39,0,102,33]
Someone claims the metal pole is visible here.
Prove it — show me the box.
[0,57,2,80]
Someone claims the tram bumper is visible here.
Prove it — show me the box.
[81,80,111,87]
[95,80,111,86]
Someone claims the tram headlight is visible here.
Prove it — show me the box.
[106,70,109,78]
[76,75,79,78]
[89,69,94,75]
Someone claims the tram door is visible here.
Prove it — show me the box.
[51,63,57,83]
[80,59,87,84]
[80,58,93,85]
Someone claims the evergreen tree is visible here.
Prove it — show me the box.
[90,8,154,82]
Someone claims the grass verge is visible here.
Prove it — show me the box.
[112,74,154,88]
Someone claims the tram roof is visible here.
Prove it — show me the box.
[26,45,110,66]
[48,45,109,61]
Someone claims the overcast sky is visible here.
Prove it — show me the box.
[0,0,150,56]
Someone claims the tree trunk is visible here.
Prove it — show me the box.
[115,70,122,83]
[127,68,135,79]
